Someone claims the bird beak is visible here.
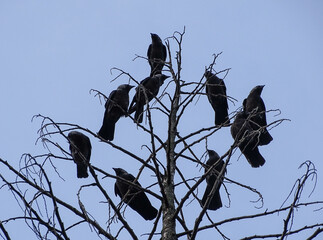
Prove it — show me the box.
[112,168,117,172]
[130,85,135,89]
[165,76,170,79]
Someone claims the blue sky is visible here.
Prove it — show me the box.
[0,1,322,239]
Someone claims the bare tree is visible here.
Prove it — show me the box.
[0,29,322,240]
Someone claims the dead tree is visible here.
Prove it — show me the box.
[0,29,322,240]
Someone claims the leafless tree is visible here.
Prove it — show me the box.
[0,29,322,240]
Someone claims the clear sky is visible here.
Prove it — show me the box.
[0,1,322,239]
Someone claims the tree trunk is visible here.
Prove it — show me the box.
[161,79,180,240]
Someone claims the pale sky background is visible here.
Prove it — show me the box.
[0,1,322,239]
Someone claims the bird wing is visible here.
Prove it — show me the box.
[147,44,152,66]
[221,81,229,110]
[231,114,248,140]
[137,77,152,102]
[162,44,167,61]
[85,137,92,161]
[114,182,120,197]
[129,78,146,112]
[246,97,268,127]
[205,79,211,102]
[105,90,117,112]
[206,77,228,108]
[257,99,267,125]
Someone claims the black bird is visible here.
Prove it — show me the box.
[68,131,92,178]
[204,71,230,126]
[201,150,225,211]
[243,85,273,146]
[113,168,158,221]
[231,111,266,168]
[128,74,169,123]
[98,84,134,141]
[147,33,167,76]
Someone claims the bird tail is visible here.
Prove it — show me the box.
[137,205,158,221]
[128,98,136,116]
[243,147,266,168]
[98,119,115,141]
[215,107,230,127]
[259,129,273,146]
[128,196,158,220]
[134,105,144,123]
[77,164,89,178]
[201,185,222,211]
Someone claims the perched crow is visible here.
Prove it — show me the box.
[68,131,92,178]
[231,111,266,168]
[98,84,134,141]
[201,150,225,211]
[113,168,158,221]
[204,71,230,126]
[243,85,273,145]
[128,74,169,123]
[147,33,167,76]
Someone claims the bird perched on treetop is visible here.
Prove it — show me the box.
[98,84,134,141]
[147,33,167,77]
[204,71,230,126]
[243,85,273,146]
[113,168,158,221]
[128,74,169,123]
[68,131,92,178]
[231,110,266,168]
[201,149,225,211]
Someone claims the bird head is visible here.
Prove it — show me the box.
[150,33,162,43]
[68,131,78,141]
[118,84,134,93]
[113,168,127,176]
[250,85,265,96]
[206,149,220,159]
[204,70,213,78]
[68,131,87,143]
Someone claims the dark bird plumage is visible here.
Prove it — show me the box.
[113,168,158,221]
[231,111,266,167]
[201,150,225,211]
[98,84,133,141]
[243,85,273,145]
[128,74,169,123]
[204,71,230,126]
[147,33,167,76]
[68,131,92,178]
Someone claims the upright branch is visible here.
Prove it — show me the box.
[279,161,317,240]
[161,29,185,240]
